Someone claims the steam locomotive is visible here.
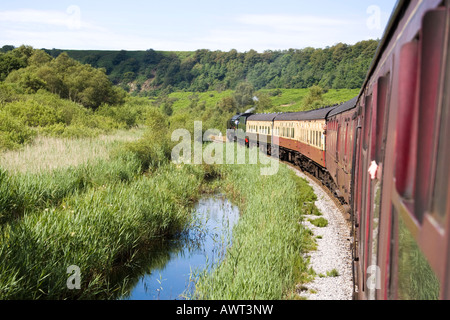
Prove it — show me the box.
[227,0,450,300]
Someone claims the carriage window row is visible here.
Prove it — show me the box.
[299,128,322,148]
[249,124,323,148]
[248,125,270,135]
[274,127,295,139]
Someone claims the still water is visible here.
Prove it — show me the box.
[123,195,240,300]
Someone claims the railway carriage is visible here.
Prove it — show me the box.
[246,114,278,154]
[273,106,336,172]
[351,0,450,300]
[325,97,358,206]
[227,0,450,300]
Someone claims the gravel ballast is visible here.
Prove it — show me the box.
[291,168,354,300]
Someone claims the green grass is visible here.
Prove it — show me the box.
[308,217,329,228]
[0,128,145,174]
[0,159,212,299]
[262,88,360,113]
[192,144,318,300]
[164,88,359,116]
[326,269,340,278]
[0,126,213,299]
[164,90,234,113]
[0,132,322,300]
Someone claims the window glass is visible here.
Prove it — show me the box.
[432,94,449,226]
[396,212,440,300]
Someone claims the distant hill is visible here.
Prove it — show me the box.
[42,40,379,96]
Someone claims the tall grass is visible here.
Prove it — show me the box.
[0,124,320,300]
[193,144,317,300]
[0,116,219,299]
[0,151,143,224]
[0,161,211,299]
[0,128,144,174]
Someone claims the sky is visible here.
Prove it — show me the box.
[0,0,397,52]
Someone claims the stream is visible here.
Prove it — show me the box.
[122,195,240,300]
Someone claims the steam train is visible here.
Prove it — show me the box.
[227,0,450,300]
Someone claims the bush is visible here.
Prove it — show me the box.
[0,112,36,150]
[96,102,144,129]
[125,108,171,170]
[2,99,60,127]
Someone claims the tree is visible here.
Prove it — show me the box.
[0,52,27,81]
[113,50,128,66]
[28,50,52,67]
[161,101,173,117]
[303,85,324,109]
[144,49,162,65]
[6,69,47,94]
[254,92,273,112]
[0,45,15,53]
[216,96,238,114]
[234,82,255,111]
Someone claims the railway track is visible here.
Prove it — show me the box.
[217,140,356,298]
[279,159,355,299]
[281,159,352,226]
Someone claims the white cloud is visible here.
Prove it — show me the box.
[195,13,378,52]
[0,8,103,31]
[0,7,390,52]
[237,14,352,32]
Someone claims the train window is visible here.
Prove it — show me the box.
[395,40,419,199]
[344,123,349,159]
[363,95,372,151]
[336,125,341,158]
[431,51,450,227]
[415,8,447,224]
[376,75,390,164]
[393,208,440,300]
[431,113,450,227]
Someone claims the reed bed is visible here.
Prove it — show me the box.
[0,152,142,225]
[0,126,211,299]
[0,162,209,299]
[0,134,319,300]
[0,128,144,174]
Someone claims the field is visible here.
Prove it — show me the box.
[164,88,359,114]
[0,128,145,174]
[0,128,208,299]
[0,127,320,299]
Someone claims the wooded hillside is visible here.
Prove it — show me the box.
[41,40,379,96]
